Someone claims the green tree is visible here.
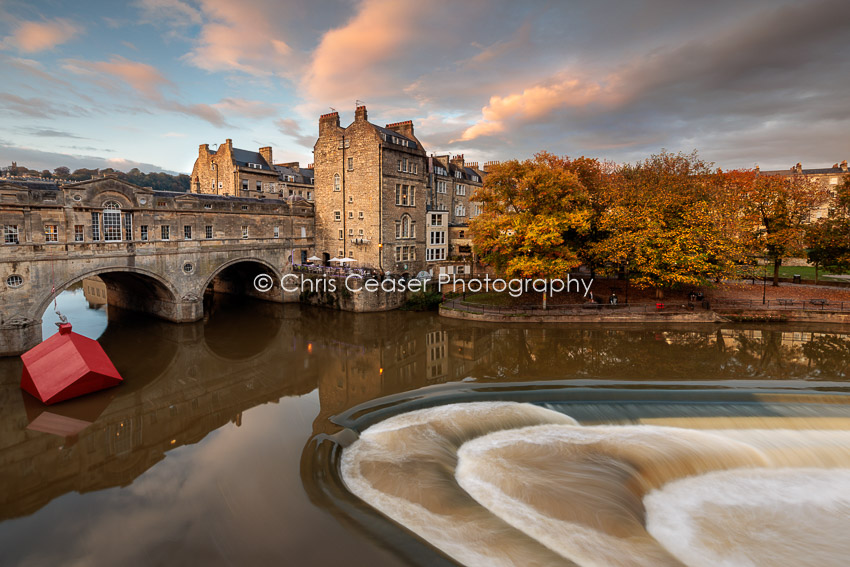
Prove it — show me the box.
[806,180,850,281]
[470,152,594,307]
[744,174,828,286]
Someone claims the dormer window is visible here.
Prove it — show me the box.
[248,162,263,169]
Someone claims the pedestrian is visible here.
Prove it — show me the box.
[609,292,618,305]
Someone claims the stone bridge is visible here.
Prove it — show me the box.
[0,176,314,355]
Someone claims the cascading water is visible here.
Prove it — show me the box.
[341,401,850,567]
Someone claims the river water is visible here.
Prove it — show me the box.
[1,287,849,566]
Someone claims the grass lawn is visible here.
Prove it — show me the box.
[767,265,847,281]
[459,292,514,306]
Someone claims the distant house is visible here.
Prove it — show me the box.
[190,139,314,201]
[758,160,848,220]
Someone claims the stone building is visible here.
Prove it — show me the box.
[190,139,315,201]
[758,160,848,220]
[313,106,429,275]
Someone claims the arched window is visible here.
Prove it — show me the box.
[395,214,415,239]
[334,173,340,191]
[103,201,122,241]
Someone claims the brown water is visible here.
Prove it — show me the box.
[1,290,849,566]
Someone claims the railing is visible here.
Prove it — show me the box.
[442,297,850,315]
[291,263,381,278]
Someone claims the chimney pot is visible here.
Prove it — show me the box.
[841,160,848,172]
[355,105,367,122]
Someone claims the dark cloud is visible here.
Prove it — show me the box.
[275,118,315,148]
[19,128,86,139]
[0,142,177,174]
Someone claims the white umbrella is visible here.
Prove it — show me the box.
[329,257,341,263]
[339,257,356,264]
[307,255,322,262]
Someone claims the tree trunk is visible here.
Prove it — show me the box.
[542,292,547,310]
[655,287,664,300]
[772,258,781,287]
[815,262,819,285]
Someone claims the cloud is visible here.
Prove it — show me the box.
[19,128,86,139]
[0,92,87,118]
[162,132,187,138]
[136,0,203,29]
[0,142,176,174]
[64,56,173,100]
[181,0,295,77]
[213,97,277,118]
[0,18,82,53]
[275,118,315,148]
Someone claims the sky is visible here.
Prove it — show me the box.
[0,0,848,175]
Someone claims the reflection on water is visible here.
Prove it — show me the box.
[0,294,849,566]
[41,280,108,340]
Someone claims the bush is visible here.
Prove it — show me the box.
[403,291,444,311]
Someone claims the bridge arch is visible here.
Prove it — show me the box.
[32,266,182,325]
[199,257,282,301]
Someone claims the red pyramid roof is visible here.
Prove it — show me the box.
[21,323,122,405]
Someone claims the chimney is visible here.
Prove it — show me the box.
[385,120,415,139]
[319,111,340,135]
[259,146,273,167]
[225,138,232,148]
[199,143,209,156]
[450,154,465,168]
[842,160,848,172]
[278,161,301,171]
[795,162,802,173]
[754,165,760,174]
[355,105,368,122]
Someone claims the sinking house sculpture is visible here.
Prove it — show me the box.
[20,323,123,405]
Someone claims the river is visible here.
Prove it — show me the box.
[1,286,849,566]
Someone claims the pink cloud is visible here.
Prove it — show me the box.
[182,0,294,77]
[64,56,173,100]
[1,18,82,53]
[458,74,619,142]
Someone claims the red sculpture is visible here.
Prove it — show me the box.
[20,323,123,405]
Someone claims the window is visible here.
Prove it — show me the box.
[123,213,132,240]
[403,158,409,173]
[358,211,364,219]
[437,180,447,193]
[426,248,446,261]
[205,225,213,239]
[348,211,354,219]
[248,163,263,169]
[183,262,194,274]
[358,228,364,236]
[348,195,353,203]
[347,157,353,171]
[204,204,213,209]
[241,226,249,239]
[395,215,415,239]
[397,160,402,172]
[455,204,466,217]
[348,228,354,236]
[334,173,340,191]
[6,274,23,288]
[218,182,224,189]
[395,184,414,206]
[44,225,58,242]
[274,226,280,238]
[242,180,249,191]
[307,191,312,200]
[184,225,192,240]
[431,215,443,226]
[456,184,466,196]
[4,225,19,244]
[338,229,344,240]
[255,181,261,191]
[161,225,170,240]
[455,171,462,179]
[74,225,84,242]
[430,231,445,245]
[141,225,149,241]
[91,212,100,240]
[103,201,122,241]
[334,211,341,222]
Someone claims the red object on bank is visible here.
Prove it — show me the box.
[20,323,122,405]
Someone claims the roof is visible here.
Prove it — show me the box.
[373,125,418,150]
[231,148,273,170]
[760,167,848,176]
[273,164,314,185]
[0,178,60,190]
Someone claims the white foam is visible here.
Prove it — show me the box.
[646,468,850,567]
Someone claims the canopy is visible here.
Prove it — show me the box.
[306,255,322,262]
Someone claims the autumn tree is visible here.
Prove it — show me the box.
[743,173,828,286]
[470,152,594,307]
[590,151,745,298]
[806,179,850,281]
